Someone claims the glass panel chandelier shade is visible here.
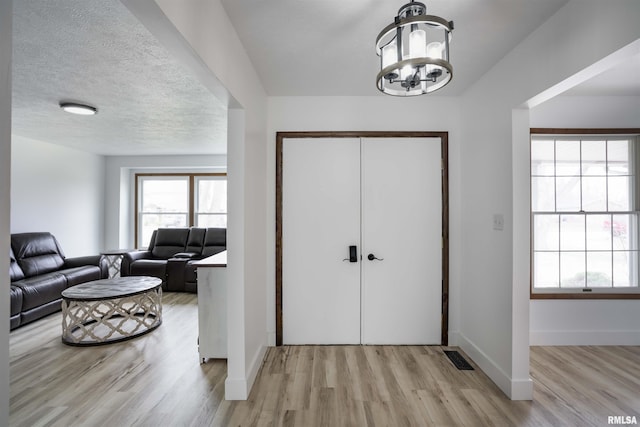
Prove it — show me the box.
[376,1,453,96]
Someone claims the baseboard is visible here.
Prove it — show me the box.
[224,344,268,401]
[224,377,247,401]
[457,333,533,400]
[247,344,268,395]
[530,330,640,346]
[510,378,534,400]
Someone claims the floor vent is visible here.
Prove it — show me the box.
[444,350,474,370]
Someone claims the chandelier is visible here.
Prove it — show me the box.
[375,1,453,96]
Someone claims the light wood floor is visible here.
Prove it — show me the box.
[9,293,640,426]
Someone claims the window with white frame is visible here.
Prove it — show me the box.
[531,133,640,296]
[136,173,227,248]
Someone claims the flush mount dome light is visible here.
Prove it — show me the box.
[59,102,98,115]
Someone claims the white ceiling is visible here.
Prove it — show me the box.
[12,0,638,157]
[563,53,640,96]
[219,0,571,96]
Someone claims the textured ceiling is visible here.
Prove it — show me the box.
[12,0,227,156]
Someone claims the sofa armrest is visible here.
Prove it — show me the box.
[121,251,152,276]
[63,255,109,279]
[123,250,152,262]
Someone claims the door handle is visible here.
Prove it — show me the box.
[343,245,358,262]
[367,253,384,261]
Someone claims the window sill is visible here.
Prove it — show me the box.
[531,291,640,300]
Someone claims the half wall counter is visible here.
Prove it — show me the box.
[194,250,227,362]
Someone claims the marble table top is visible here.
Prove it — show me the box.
[62,276,162,301]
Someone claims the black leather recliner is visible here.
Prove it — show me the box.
[122,228,192,284]
[166,228,227,293]
[9,232,109,330]
[121,227,226,293]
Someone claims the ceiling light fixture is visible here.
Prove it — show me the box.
[376,1,453,96]
[59,102,98,115]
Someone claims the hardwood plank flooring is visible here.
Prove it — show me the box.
[9,293,640,426]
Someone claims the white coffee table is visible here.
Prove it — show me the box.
[61,276,162,346]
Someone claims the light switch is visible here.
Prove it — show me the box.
[493,214,504,231]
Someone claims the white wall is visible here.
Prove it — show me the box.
[11,136,105,256]
[531,95,640,128]
[530,94,640,345]
[104,154,226,250]
[458,0,640,399]
[267,96,462,346]
[126,0,269,400]
[531,300,640,345]
[0,0,12,422]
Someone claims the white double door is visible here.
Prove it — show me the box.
[282,137,442,345]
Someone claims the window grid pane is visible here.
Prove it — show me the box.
[196,213,228,228]
[607,139,630,176]
[581,176,607,211]
[613,251,637,287]
[556,177,581,211]
[608,176,631,211]
[534,251,559,288]
[555,140,580,176]
[581,140,606,176]
[560,251,586,288]
[585,251,612,287]
[140,178,188,213]
[531,139,555,176]
[533,214,559,251]
[196,178,227,214]
[560,215,585,251]
[586,214,612,251]
[532,177,555,212]
[531,135,639,293]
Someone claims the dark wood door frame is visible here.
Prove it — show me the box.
[276,131,450,346]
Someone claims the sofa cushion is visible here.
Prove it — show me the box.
[10,314,21,330]
[58,266,103,287]
[10,285,23,316]
[12,232,65,277]
[21,300,63,326]
[151,228,190,259]
[9,247,25,281]
[130,259,168,281]
[185,228,206,254]
[201,228,226,257]
[12,273,67,311]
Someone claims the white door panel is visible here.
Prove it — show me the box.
[282,137,443,345]
[361,138,442,344]
[282,138,361,344]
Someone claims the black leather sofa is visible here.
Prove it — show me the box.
[9,232,109,330]
[121,227,226,293]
